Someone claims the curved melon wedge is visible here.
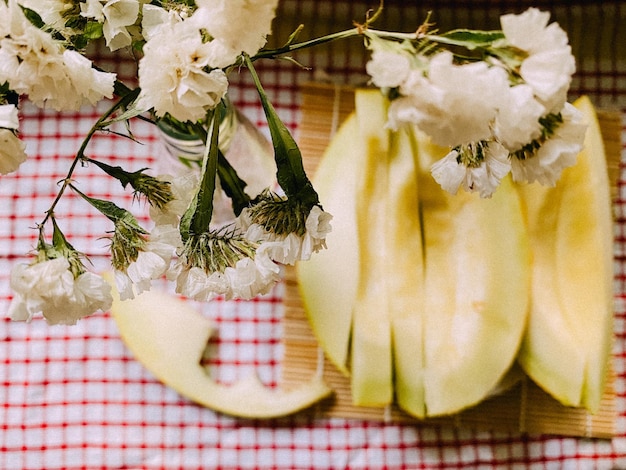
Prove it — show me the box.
[108,279,332,418]
[296,113,361,376]
[349,90,425,412]
[299,90,425,411]
[415,134,531,416]
[515,96,613,412]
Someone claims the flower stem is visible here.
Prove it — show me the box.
[38,89,141,232]
[252,28,362,60]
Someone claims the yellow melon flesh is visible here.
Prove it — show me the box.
[348,90,426,409]
[415,134,530,416]
[109,280,332,418]
[349,90,394,406]
[298,90,425,410]
[296,114,360,376]
[386,127,425,418]
[516,96,613,412]
[299,89,529,417]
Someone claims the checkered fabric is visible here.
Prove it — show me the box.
[2,1,626,469]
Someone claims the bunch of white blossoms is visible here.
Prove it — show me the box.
[147,174,331,303]
[7,223,114,326]
[136,0,279,123]
[0,0,116,111]
[365,7,586,198]
[1,0,334,325]
[1,2,584,326]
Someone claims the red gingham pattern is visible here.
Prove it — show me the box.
[2,1,626,469]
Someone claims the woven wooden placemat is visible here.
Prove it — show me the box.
[280,83,621,438]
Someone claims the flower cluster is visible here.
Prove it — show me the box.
[1,2,583,325]
[8,222,113,325]
[365,8,586,197]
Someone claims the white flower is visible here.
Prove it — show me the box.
[500,8,569,55]
[223,255,278,300]
[0,103,19,129]
[114,224,180,300]
[0,103,26,174]
[366,49,412,89]
[239,205,333,264]
[518,49,575,113]
[194,0,279,67]
[137,14,229,122]
[18,0,72,32]
[101,0,141,50]
[42,272,113,325]
[391,51,510,147]
[8,257,112,325]
[511,103,586,186]
[168,249,280,302]
[170,265,229,301]
[0,0,115,111]
[80,0,106,22]
[0,128,27,175]
[80,0,142,49]
[431,141,511,198]
[168,229,281,301]
[428,151,467,196]
[386,95,425,131]
[62,49,118,106]
[140,3,172,41]
[493,84,545,152]
[500,8,575,112]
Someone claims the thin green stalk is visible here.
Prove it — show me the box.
[38,88,141,233]
[252,28,361,60]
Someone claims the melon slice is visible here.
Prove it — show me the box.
[349,90,394,406]
[299,89,529,417]
[109,280,332,418]
[298,90,425,410]
[296,114,361,376]
[349,90,426,408]
[515,96,613,412]
[386,126,425,418]
[415,134,531,416]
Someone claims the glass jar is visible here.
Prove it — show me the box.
[155,99,276,226]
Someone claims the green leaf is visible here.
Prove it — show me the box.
[180,108,220,241]
[71,184,146,231]
[51,218,75,252]
[217,150,250,216]
[101,104,147,125]
[99,87,143,125]
[111,80,139,101]
[19,5,45,29]
[83,21,103,39]
[156,116,204,141]
[88,159,145,189]
[244,54,318,207]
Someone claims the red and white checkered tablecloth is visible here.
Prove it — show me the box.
[2,1,626,469]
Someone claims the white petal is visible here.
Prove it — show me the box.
[0,104,19,129]
[430,151,466,195]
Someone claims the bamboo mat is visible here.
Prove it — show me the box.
[280,82,621,438]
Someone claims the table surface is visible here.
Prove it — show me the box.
[2,1,626,469]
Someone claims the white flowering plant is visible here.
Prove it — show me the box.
[1,0,584,325]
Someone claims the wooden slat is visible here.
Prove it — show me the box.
[280,82,620,438]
